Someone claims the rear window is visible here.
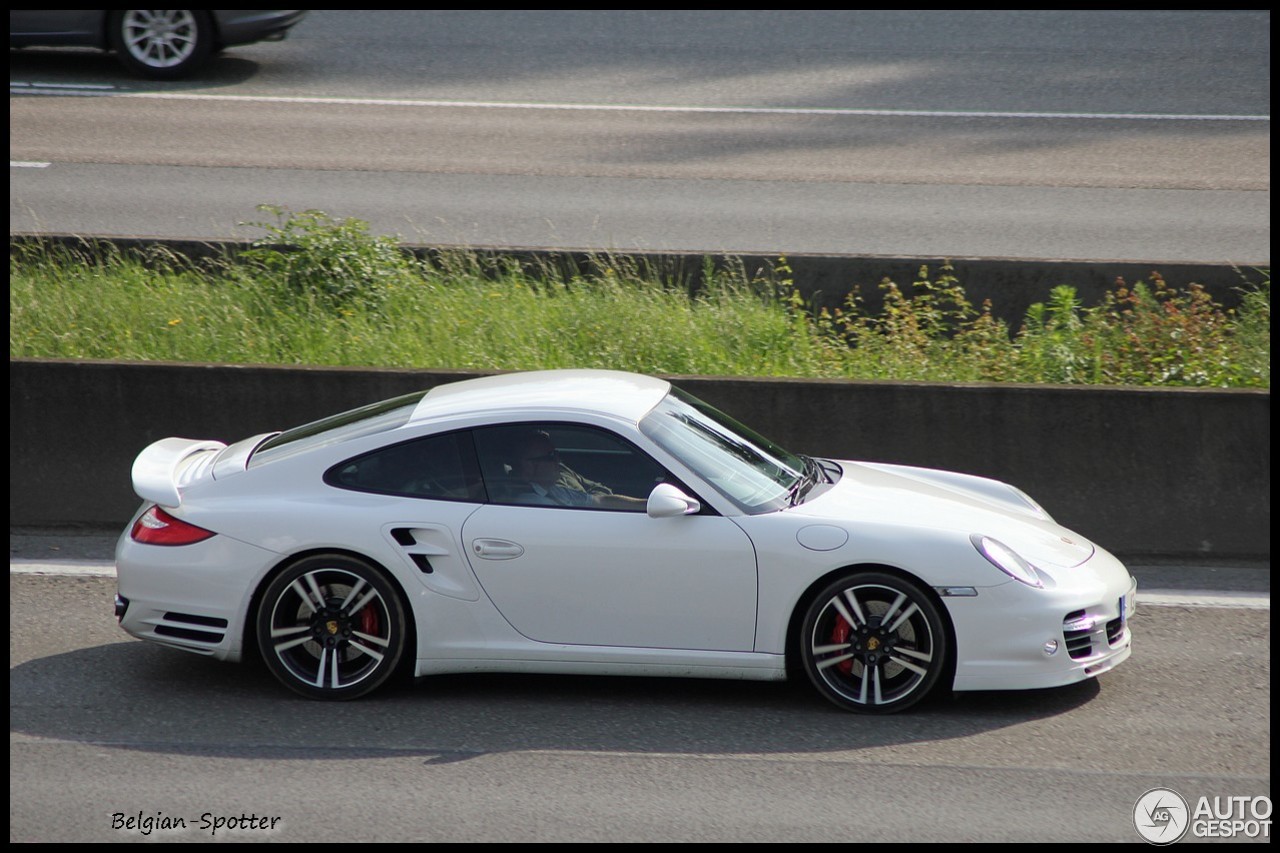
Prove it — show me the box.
[325,431,485,503]
[249,391,428,468]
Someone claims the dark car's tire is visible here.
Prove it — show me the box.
[256,554,408,700]
[109,10,214,80]
[800,571,947,713]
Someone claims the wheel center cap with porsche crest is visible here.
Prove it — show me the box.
[310,609,352,647]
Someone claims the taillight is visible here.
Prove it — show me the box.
[130,506,216,546]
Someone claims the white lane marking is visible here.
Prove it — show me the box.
[1138,590,1270,610]
[11,81,116,91]
[11,560,116,578]
[9,85,1270,122]
[9,560,1270,608]
[10,161,51,168]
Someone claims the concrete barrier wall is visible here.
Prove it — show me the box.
[10,359,1269,559]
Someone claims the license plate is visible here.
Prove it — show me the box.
[1121,587,1137,621]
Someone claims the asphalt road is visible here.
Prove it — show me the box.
[9,528,1272,843]
[9,10,1270,262]
[9,565,1270,843]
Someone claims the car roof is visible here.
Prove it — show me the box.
[407,369,672,426]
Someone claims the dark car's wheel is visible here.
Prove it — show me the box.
[800,571,947,713]
[257,555,408,700]
[109,10,214,80]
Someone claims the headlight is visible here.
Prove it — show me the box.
[970,534,1044,588]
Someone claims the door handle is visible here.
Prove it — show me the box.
[472,539,525,560]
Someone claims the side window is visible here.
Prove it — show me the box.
[325,431,485,503]
[472,423,668,511]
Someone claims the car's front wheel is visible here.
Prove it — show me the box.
[109,10,214,79]
[256,555,408,700]
[800,571,947,713]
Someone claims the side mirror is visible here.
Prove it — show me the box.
[647,483,701,518]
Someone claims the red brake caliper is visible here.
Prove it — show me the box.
[359,604,380,637]
[831,615,854,674]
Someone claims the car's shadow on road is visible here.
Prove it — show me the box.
[10,639,1101,762]
[11,49,263,90]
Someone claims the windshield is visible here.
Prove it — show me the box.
[639,388,805,513]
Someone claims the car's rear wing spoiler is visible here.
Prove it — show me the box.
[131,437,227,508]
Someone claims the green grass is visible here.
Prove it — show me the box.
[9,209,1270,388]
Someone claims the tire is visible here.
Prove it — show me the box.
[109,10,214,80]
[256,554,408,700]
[800,571,947,713]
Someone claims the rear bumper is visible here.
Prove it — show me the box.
[217,11,309,47]
[115,527,279,662]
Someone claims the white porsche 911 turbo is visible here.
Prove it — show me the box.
[115,369,1136,713]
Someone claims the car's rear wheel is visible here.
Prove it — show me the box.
[256,555,407,700]
[109,10,214,79]
[800,571,947,713]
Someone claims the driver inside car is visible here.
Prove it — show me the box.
[513,430,644,510]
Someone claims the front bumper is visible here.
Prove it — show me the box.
[947,548,1136,691]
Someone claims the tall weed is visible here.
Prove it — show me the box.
[9,213,1269,388]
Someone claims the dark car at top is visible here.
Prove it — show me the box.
[10,10,307,79]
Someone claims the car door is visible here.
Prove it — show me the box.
[462,422,759,651]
